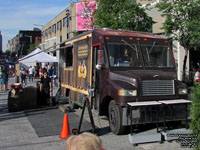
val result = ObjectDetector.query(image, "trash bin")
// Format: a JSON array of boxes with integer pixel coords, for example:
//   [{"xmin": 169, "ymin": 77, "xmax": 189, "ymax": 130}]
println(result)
[
  {"xmin": 8, "ymin": 83, "xmax": 23, "ymax": 112},
  {"xmin": 8, "ymin": 83, "xmax": 37, "ymax": 112}
]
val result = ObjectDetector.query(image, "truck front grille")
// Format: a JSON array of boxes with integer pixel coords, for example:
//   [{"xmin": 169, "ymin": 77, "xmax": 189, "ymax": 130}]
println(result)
[{"xmin": 142, "ymin": 80, "xmax": 175, "ymax": 96}]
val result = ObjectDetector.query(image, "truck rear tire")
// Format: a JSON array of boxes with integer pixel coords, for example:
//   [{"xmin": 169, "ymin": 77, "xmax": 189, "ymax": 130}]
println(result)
[{"xmin": 108, "ymin": 100, "xmax": 126, "ymax": 135}]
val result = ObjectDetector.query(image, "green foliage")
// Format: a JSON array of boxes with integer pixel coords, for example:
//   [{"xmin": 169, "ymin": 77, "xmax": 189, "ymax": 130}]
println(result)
[
  {"xmin": 27, "ymin": 43, "xmax": 38, "ymax": 54},
  {"xmin": 94, "ymin": 0, "xmax": 153, "ymax": 32},
  {"xmin": 156, "ymin": 0, "xmax": 200, "ymax": 49},
  {"xmin": 156, "ymin": 0, "xmax": 200, "ymax": 80},
  {"xmin": 5, "ymin": 50, "xmax": 11, "ymax": 56},
  {"xmin": 190, "ymin": 83, "xmax": 200, "ymax": 149}
]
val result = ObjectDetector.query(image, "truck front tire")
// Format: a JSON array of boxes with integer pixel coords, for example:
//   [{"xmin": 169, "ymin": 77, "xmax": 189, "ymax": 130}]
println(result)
[{"xmin": 108, "ymin": 100, "xmax": 126, "ymax": 135}]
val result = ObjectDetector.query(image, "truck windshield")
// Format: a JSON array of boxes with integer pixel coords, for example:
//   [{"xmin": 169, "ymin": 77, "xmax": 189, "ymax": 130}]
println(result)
[
  {"xmin": 141, "ymin": 43, "xmax": 175, "ymax": 68},
  {"xmin": 107, "ymin": 42, "xmax": 142, "ymax": 67}
]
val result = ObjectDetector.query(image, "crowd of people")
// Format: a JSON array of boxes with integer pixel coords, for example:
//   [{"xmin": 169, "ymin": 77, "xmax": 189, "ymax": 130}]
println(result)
[
  {"xmin": 20, "ymin": 65, "xmax": 54, "ymax": 87},
  {"xmin": 19, "ymin": 64, "xmax": 54, "ymax": 106}
]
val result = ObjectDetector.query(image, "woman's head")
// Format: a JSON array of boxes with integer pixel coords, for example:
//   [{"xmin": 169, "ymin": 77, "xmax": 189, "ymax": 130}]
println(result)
[{"xmin": 66, "ymin": 132, "xmax": 102, "ymax": 150}]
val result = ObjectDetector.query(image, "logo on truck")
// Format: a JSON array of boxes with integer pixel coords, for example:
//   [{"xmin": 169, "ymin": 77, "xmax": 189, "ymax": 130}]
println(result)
[{"xmin": 78, "ymin": 60, "xmax": 87, "ymax": 78}]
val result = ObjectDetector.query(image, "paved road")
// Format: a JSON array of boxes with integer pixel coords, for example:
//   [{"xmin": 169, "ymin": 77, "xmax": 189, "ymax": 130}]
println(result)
[{"xmin": 0, "ymin": 77, "xmax": 190, "ymax": 150}]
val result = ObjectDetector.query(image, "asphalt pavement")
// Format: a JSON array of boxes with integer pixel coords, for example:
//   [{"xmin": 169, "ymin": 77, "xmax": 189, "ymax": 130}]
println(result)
[{"xmin": 0, "ymin": 77, "xmax": 191, "ymax": 150}]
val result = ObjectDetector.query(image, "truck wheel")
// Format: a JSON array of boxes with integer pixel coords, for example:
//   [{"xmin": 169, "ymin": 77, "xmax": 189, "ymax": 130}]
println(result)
[
  {"xmin": 108, "ymin": 100, "xmax": 125, "ymax": 135},
  {"xmin": 69, "ymin": 92, "xmax": 79, "ymax": 109}
]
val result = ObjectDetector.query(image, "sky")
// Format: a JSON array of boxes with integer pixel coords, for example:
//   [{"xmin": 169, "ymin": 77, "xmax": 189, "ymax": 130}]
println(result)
[{"xmin": 0, "ymin": 0, "xmax": 79, "ymax": 51}]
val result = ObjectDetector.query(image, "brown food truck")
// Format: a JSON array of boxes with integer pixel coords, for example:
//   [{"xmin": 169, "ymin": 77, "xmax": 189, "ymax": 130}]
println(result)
[{"xmin": 60, "ymin": 29, "xmax": 190, "ymax": 135}]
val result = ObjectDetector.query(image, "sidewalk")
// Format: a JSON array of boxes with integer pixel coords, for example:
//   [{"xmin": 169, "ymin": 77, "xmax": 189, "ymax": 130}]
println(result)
[
  {"xmin": 0, "ymin": 77, "xmax": 66, "ymax": 150},
  {"xmin": 0, "ymin": 77, "xmax": 191, "ymax": 150}
]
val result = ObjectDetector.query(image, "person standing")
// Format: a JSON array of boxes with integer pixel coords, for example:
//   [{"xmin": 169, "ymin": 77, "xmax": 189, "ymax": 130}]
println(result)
[
  {"xmin": 39, "ymin": 67, "xmax": 42, "ymax": 79},
  {"xmin": 66, "ymin": 132, "xmax": 103, "ymax": 150},
  {"xmin": 28, "ymin": 66, "xmax": 34, "ymax": 82},
  {"xmin": 34, "ymin": 66, "xmax": 39, "ymax": 80},
  {"xmin": 47, "ymin": 66, "xmax": 53, "ymax": 78},
  {"xmin": 40, "ymin": 71, "xmax": 52, "ymax": 105},
  {"xmin": 194, "ymin": 67, "xmax": 200, "ymax": 82},
  {"xmin": 20, "ymin": 67, "xmax": 26, "ymax": 87}
]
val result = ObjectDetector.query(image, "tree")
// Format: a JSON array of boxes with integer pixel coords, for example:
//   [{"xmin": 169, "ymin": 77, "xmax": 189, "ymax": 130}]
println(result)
[
  {"xmin": 5, "ymin": 50, "xmax": 11, "ymax": 56},
  {"xmin": 27, "ymin": 43, "xmax": 38, "ymax": 54},
  {"xmin": 190, "ymin": 83, "xmax": 200, "ymax": 149},
  {"xmin": 4, "ymin": 50, "xmax": 11, "ymax": 59},
  {"xmin": 156, "ymin": 0, "xmax": 200, "ymax": 81},
  {"xmin": 94, "ymin": 0, "xmax": 153, "ymax": 32},
  {"xmin": 77, "ymin": 1, "xmax": 97, "ymax": 29}
]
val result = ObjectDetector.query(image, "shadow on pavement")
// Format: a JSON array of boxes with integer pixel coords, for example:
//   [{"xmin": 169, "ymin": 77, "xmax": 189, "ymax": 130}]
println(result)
[
  {"xmin": 25, "ymin": 107, "xmax": 94, "ymax": 137},
  {"xmin": 96, "ymin": 126, "xmax": 112, "ymax": 136},
  {"xmin": 0, "ymin": 111, "xmax": 25, "ymax": 122}
]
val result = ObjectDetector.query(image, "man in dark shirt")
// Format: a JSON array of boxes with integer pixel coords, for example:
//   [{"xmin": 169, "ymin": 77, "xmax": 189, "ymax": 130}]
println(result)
[{"xmin": 40, "ymin": 72, "xmax": 52, "ymax": 105}]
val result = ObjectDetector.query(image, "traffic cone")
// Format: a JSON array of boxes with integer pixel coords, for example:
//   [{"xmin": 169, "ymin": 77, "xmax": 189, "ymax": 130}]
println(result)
[{"xmin": 60, "ymin": 113, "xmax": 70, "ymax": 139}]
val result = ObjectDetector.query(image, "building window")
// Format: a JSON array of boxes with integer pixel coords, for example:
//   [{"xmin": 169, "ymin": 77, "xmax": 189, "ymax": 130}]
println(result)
[
  {"xmin": 63, "ymin": 17, "xmax": 68, "ymax": 27},
  {"xmin": 57, "ymin": 20, "xmax": 62, "ymax": 31},
  {"xmin": 67, "ymin": 17, "xmax": 69, "ymax": 27},
  {"xmin": 52, "ymin": 24, "xmax": 56, "ymax": 33},
  {"xmin": 48, "ymin": 27, "xmax": 51, "ymax": 34},
  {"xmin": 45, "ymin": 29, "xmax": 48, "ymax": 36},
  {"xmin": 42, "ymin": 31, "xmax": 45, "ymax": 37}
]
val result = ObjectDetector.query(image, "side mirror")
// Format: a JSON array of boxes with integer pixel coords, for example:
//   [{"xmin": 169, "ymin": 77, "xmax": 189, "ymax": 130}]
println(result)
[{"xmin": 96, "ymin": 50, "xmax": 105, "ymax": 70}]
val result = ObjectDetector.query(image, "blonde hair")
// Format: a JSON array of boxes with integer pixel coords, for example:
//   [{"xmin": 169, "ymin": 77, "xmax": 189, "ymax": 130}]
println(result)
[{"xmin": 66, "ymin": 132, "xmax": 102, "ymax": 150}]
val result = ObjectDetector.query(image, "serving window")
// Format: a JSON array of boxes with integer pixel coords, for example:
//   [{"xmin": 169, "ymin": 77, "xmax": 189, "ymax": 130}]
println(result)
[{"xmin": 60, "ymin": 45, "xmax": 73, "ymax": 69}]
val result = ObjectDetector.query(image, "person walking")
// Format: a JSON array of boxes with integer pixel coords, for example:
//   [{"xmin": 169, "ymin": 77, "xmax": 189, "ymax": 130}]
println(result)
[
  {"xmin": 28, "ymin": 66, "xmax": 34, "ymax": 82},
  {"xmin": 20, "ymin": 67, "xmax": 26, "ymax": 87},
  {"xmin": 39, "ymin": 71, "xmax": 52, "ymax": 105},
  {"xmin": 0, "ymin": 69, "xmax": 6, "ymax": 92}
]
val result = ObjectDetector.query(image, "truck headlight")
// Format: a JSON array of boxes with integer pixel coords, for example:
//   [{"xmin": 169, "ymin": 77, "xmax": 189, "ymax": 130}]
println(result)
[
  {"xmin": 118, "ymin": 89, "xmax": 137, "ymax": 96},
  {"xmin": 178, "ymin": 88, "xmax": 188, "ymax": 95}
]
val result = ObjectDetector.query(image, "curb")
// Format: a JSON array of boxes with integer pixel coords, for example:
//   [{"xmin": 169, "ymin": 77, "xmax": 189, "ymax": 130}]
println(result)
[{"xmin": 58, "ymin": 104, "xmax": 71, "ymax": 113}]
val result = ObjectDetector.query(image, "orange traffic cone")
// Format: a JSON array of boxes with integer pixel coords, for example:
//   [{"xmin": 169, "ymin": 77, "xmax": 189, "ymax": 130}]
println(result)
[{"xmin": 60, "ymin": 113, "xmax": 70, "ymax": 139}]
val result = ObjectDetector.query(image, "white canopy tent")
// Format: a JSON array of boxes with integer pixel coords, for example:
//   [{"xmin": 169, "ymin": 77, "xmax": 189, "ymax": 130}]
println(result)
[
  {"xmin": 19, "ymin": 48, "xmax": 58, "ymax": 63},
  {"xmin": 18, "ymin": 48, "xmax": 59, "ymax": 88}
]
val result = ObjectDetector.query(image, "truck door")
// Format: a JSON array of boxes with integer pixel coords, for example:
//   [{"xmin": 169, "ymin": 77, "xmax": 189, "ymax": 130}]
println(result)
[
  {"xmin": 92, "ymin": 45, "xmax": 108, "ymax": 115},
  {"xmin": 92, "ymin": 45, "xmax": 100, "ymax": 111}
]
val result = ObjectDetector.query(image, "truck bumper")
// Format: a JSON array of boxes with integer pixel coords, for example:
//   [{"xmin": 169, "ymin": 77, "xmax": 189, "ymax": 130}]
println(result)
[{"xmin": 122, "ymin": 99, "xmax": 191, "ymax": 126}]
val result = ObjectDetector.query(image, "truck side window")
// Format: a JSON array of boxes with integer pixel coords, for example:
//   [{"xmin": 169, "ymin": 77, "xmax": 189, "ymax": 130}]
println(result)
[{"xmin": 64, "ymin": 46, "xmax": 73, "ymax": 67}]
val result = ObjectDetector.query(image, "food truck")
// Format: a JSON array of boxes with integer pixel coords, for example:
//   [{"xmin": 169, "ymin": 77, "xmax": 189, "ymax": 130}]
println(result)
[{"xmin": 60, "ymin": 29, "xmax": 190, "ymax": 134}]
